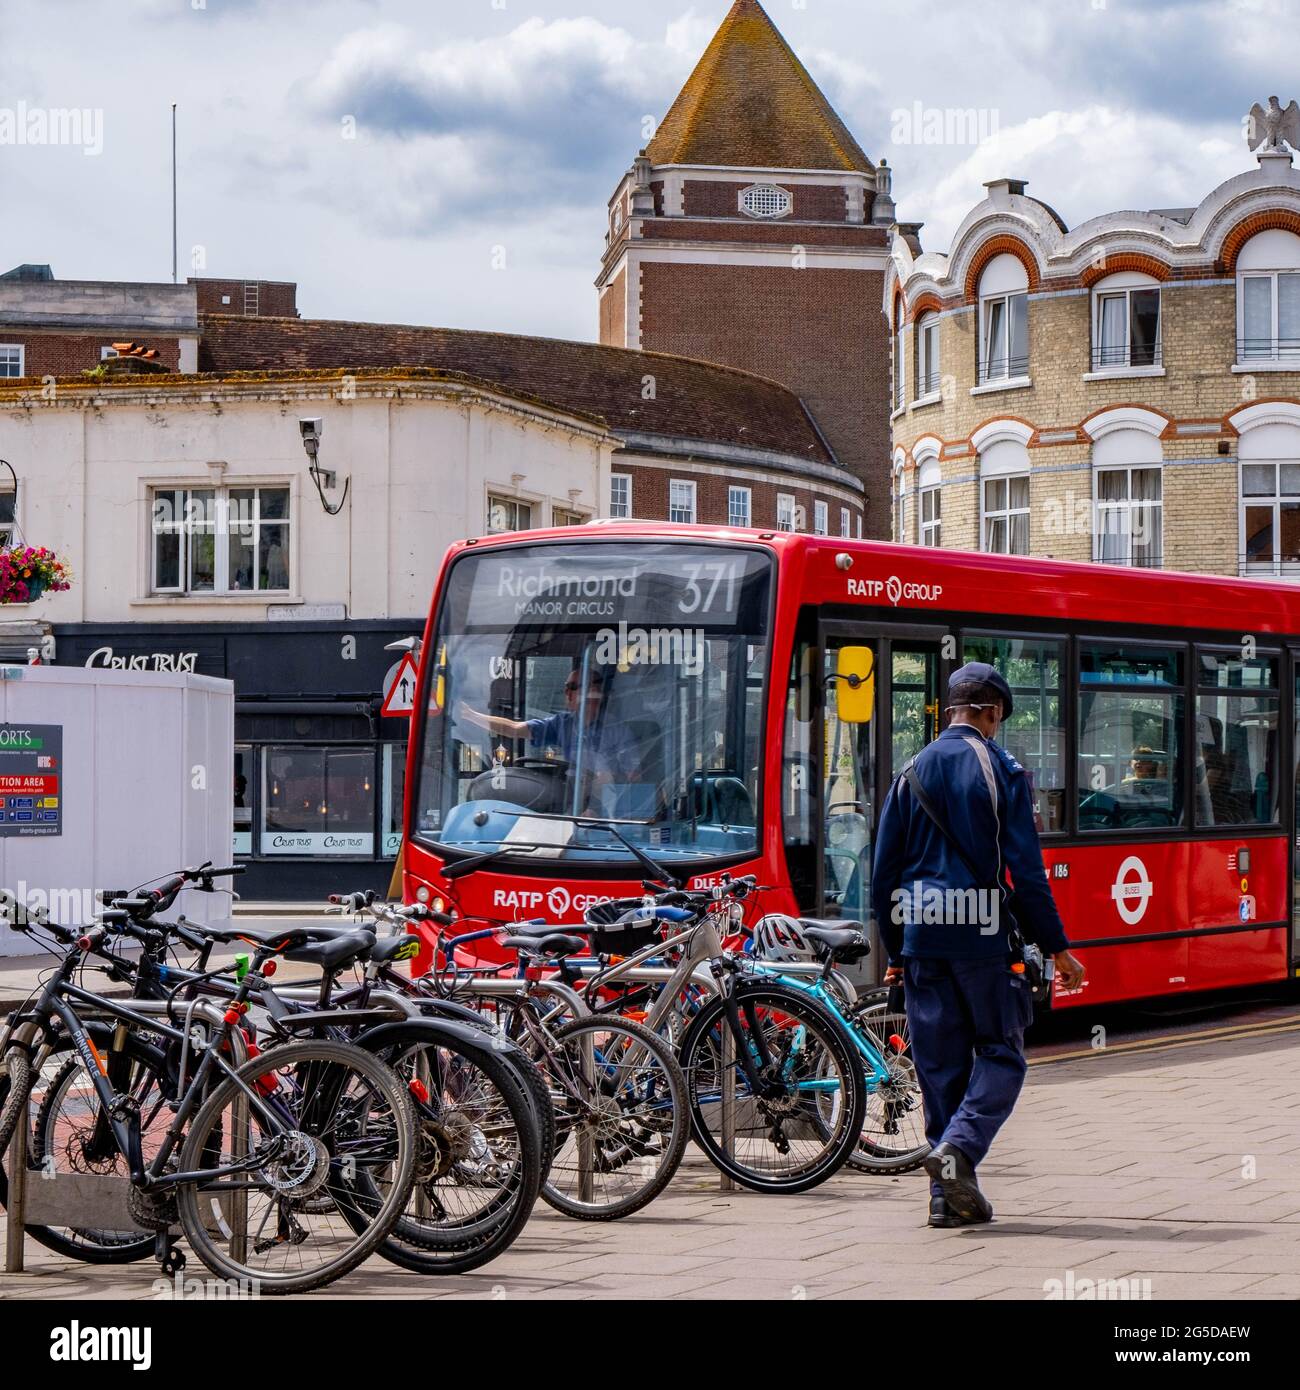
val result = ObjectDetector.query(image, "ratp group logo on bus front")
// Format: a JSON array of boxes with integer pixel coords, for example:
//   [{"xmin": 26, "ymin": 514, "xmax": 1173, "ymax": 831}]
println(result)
[{"xmin": 847, "ymin": 574, "xmax": 944, "ymax": 606}]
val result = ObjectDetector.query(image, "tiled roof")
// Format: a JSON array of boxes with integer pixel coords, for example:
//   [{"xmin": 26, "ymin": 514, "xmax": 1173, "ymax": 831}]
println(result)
[
  {"xmin": 198, "ymin": 314, "xmax": 837, "ymax": 466},
  {"xmin": 646, "ymin": 0, "xmax": 873, "ymax": 174}
]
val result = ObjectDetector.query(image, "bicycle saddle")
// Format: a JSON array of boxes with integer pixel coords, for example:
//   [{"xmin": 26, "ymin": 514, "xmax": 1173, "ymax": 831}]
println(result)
[
  {"xmin": 282, "ymin": 929, "xmax": 378, "ymax": 970},
  {"xmin": 499, "ymin": 932, "xmax": 589, "ymax": 959},
  {"xmin": 369, "ymin": 934, "xmax": 422, "ymax": 964},
  {"xmin": 799, "ymin": 922, "xmax": 870, "ymax": 961}
]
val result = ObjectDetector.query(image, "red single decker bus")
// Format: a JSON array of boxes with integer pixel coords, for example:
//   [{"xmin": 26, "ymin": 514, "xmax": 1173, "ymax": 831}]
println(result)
[{"xmin": 402, "ymin": 522, "xmax": 1300, "ymax": 1011}]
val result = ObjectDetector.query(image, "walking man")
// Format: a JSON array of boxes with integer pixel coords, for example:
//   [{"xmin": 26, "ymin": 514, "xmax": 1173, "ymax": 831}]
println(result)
[{"xmin": 872, "ymin": 661, "xmax": 1086, "ymax": 1227}]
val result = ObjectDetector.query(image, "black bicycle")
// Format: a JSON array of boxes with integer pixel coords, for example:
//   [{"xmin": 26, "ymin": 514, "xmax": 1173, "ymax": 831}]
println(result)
[{"xmin": 0, "ymin": 865, "xmax": 419, "ymax": 1294}]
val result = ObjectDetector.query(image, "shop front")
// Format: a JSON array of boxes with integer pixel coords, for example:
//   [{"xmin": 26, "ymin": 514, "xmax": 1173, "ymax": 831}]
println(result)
[{"xmin": 54, "ymin": 617, "xmax": 420, "ymax": 901}]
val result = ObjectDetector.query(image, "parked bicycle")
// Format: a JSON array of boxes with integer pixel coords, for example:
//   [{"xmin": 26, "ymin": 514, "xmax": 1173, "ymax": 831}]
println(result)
[{"xmin": 0, "ymin": 865, "xmax": 420, "ymax": 1294}]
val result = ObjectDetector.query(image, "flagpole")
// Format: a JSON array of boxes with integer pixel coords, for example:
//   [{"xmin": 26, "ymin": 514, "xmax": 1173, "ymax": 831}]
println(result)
[{"xmin": 171, "ymin": 103, "xmax": 177, "ymax": 284}]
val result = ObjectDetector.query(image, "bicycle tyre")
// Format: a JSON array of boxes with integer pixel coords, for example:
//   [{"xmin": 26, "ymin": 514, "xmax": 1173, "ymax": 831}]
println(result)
[
  {"xmin": 26, "ymin": 1040, "xmax": 172, "ymax": 1263},
  {"xmin": 541, "ymin": 1015, "xmax": 689, "ymax": 1221},
  {"xmin": 678, "ymin": 982, "xmax": 866, "ymax": 1195},
  {"xmin": 359, "ymin": 1027, "xmax": 543, "ymax": 1274},
  {"xmin": 842, "ymin": 994, "xmax": 929, "ymax": 1175},
  {"xmin": 177, "ymin": 1038, "xmax": 417, "ymax": 1295},
  {"xmin": 0, "ymin": 1049, "xmax": 34, "ymax": 1157}
]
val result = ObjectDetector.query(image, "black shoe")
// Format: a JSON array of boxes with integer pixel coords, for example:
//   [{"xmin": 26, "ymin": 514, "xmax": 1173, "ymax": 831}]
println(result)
[
  {"xmin": 927, "ymin": 1195, "xmax": 961, "ymax": 1228},
  {"xmin": 923, "ymin": 1142, "xmax": 993, "ymax": 1223},
  {"xmin": 927, "ymin": 1194, "xmax": 992, "ymax": 1228}
]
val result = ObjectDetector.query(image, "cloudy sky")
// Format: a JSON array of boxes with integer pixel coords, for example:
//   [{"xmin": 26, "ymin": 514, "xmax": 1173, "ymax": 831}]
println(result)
[{"xmin": 1, "ymin": 0, "xmax": 1297, "ymax": 341}]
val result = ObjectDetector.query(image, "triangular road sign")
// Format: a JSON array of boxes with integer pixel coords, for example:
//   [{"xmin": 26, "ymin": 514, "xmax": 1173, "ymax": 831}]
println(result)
[{"xmin": 381, "ymin": 653, "xmax": 419, "ymax": 718}]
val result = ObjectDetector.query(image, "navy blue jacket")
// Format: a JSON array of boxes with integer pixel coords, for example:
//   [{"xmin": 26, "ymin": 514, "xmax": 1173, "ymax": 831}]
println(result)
[{"xmin": 871, "ymin": 725, "xmax": 1070, "ymax": 963}]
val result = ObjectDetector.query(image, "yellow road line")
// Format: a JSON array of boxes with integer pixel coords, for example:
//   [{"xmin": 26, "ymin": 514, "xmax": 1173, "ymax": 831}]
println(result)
[{"xmin": 1029, "ymin": 1016, "xmax": 1300, "ymax": 1066}]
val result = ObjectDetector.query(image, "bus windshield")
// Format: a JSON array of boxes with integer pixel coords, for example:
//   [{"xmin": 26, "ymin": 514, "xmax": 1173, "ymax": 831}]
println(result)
[{"xmin": 413, "ymin": 539, "xmax": 772, "ymax": 867}]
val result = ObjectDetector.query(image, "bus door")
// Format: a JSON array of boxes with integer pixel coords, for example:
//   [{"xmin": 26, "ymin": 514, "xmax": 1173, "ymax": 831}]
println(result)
[
  {"xmin": 1291, "ymin": 647, "xmax": 1300, "ymax": 973},
  {"xmin": 817, "ymin": 623, "xmax": 947, "ymax": 974}
]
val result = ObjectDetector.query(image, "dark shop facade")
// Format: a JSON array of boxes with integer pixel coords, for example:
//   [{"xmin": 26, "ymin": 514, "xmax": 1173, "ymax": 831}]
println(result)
[{"xmin": 52, "ymin": 617, "xmax": 422, "ymax": 901}]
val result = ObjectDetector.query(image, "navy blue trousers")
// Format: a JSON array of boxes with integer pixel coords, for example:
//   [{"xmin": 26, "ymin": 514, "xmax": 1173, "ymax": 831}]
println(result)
[{"xmin": 903, "ymin": 956, "xmax": 1032, "ymax": 1193}]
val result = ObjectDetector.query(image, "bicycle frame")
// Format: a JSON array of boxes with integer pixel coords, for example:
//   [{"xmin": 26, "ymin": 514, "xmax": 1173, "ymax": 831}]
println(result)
[{"xmin": 4, "ymin": 945, "xmax": 305, "ymax": 1191}]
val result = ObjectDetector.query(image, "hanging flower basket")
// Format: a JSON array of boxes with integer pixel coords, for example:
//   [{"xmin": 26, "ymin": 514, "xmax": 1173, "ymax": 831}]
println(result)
[{"xmin": 0, "ymin": 547, "xmax": 73, "ymax": 605}]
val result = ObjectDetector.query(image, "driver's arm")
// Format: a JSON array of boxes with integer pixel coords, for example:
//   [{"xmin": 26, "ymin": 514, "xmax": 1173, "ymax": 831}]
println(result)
[{"xmin": 456, "ymin": 701, "xmax": 530, "ymax": 740}]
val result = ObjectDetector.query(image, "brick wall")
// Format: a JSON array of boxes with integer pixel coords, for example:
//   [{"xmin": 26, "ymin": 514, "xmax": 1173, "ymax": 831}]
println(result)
[
  {"xmin": 682, "ymin": 180, "xmax": 849, "ymax": 222},
  {"xmin": 889, "ymin": 276, "xmax": 1300, "ymax": 578},
  {"xmin": 0, "ymin": 332, "xmax": 182, "ymax": 378},
  {"xmin": 639, "ymin": 260, "xmax": 889, "ymax": 536},
  {"xmin": 615, "ymin": 459, "xmax": 862, "ymax": 533},
  {"xmin": 190, "ymin": 279, "xmax": 298, "ymax": 317},
  {"xmin": 599, "ymin": 268, "xmax": 627, "ymax": 348}
]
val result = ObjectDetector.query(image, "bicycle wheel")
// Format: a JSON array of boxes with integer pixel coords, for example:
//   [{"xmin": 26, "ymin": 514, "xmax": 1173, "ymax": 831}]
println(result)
[
  {"xmin": 843, "ymin": 993, "xmax": 928, "ymax": 1174},
  {"xmin": 678, "ymin": 982, "xmax": 866, "ymax": 1195},
  {"xmin": 177, "ymin": 1039, "xmax": 417, "ymax": 1295},
  {"xmin": 25, "ymin": 1037, "xmax": 173, "ymax": 1263},
  {"xmin": 357, "ymin": 1028, "xmax": 543, "ymax": 1275},
  {"xmin": 540, "ymin": 1015, "xmax": 689, "ymax": 1220},
  {"xmin": 0, "ymin": 1048, "xmax": 34, "ymax": 1156}
]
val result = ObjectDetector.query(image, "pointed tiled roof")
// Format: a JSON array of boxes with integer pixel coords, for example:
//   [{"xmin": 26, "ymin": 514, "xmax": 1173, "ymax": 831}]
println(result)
[{"xmin": 646, "ymin": 0, "xmax": 873, "ymax": 174}]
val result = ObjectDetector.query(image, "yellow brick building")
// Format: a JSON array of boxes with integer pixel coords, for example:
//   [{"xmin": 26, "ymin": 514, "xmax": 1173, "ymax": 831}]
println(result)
[{"xmin": 886, "ymin": 148, "xmax": 1300, "ymax": 578}]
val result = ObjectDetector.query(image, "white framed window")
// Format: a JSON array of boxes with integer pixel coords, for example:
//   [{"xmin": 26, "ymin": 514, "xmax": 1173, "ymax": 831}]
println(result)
[
  {"xmin": 919, "ymin": 486, "xmax": 941, "ymax": 547},
  {"xmin": 609, "ymin": 473, "xmax": 631, "ymax": 519},
  {"xmin": 1237, "ymin": 230, "xmax": 1300, "ymax": 363},
  {"xmin": 982, "ymin": 474, "xmax": 1030, "ymax": 554},
  {"xmin": 856, "ymin": 515, "xmax": 863, "ymax": 538},
  {"xmin": 0, "ymin": 482, "xmax": 15, "ymax": 547},
  {"xmin": 151, "ymin": 485, "xmax": 291, "ymax": 595},
  {"xmin": 740, "ymin": 184, "xmax": 792, "ymax": 219},
  {"xmin": 727, "ymin": 486, "xmax": 751, "ymax": 528},
  {"xmin": 840, "ymin": 507, "xmax": 850, "ymax": 538},
  {"xmin": 894, "ymin": 477, "xmax": 905, "ymax": 543},
  {"xmin": 100, "ymin": 345, "xmax": 119, "ymax": 360},
  {"xmin": 892, "ymin": 299, "xmax": 906, "ymax": 407},
  {"xmin": 1241, "ymin": 460, "xmax": 1300, "ymax": 575},
  {"xmin": 813, "ymin": 500, "xmax": 828, "ymax": 535},
  {"xmin": 487, "ymin": 495, "xmax": 532, "ymax": 534},
  {"xmin": 668, "ymin": 479, "xmax": 696, "ymax": 524},
  {"xmin": 977, "ymin": 253, "xmax": 1029, "ymax": 385},
  {"xmin": 0, "ymin": 345, "xmax": 24, "ymax": 378},
  {"xmin": 1092, "ymin": 276, "xmax": 1161, "ymax": 370},
  {"xmin": 916, "ymin": 312, "xmax": 940, "ymax": 396},
  {"xmin": 776, "ymin": 493, "xmax": 796, "ymax": 531},
  {"xmin": 1094, "ymin": 465, "xmax": 1162, "ymax": 567}
]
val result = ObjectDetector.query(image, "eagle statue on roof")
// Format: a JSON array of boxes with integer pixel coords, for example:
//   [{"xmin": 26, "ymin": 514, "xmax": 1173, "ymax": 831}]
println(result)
[{"xmin": 1247, "ymin": 96, "xmax": 1300, "ymax": 153}]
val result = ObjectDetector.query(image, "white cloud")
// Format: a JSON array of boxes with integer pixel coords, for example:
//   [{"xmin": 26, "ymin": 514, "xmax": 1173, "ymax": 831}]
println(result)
[{"xmin": 894, "ymin": 106, "xmax": 1248, "ymax": 254}]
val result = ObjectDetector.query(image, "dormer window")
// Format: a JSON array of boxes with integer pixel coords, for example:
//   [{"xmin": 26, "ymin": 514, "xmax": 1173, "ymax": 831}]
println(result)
[{"xmin": 740, "ymin": 184, "xmax": 792, "ymax": 219}]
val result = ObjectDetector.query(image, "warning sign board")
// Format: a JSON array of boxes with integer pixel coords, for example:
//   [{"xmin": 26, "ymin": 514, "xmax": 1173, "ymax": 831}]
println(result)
[
  {"xmin": 0, "ymin": 724, "xmax": 62, "ymax": 837},
  {"xmin": 381, "ymin": 654, "xmax": 419, "ymax": 718}
]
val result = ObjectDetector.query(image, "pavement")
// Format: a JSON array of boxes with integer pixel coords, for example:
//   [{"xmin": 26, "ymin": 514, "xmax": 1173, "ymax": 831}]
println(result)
[{"xmin": 4, "ymin": 1000, "xmax": 1300, "ymax": 1301}]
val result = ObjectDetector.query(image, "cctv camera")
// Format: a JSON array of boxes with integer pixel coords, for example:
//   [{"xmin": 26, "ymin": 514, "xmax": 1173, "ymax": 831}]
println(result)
[{"xmin": 298, "ymin": 418, "xmax": 323, "ymax": 439}]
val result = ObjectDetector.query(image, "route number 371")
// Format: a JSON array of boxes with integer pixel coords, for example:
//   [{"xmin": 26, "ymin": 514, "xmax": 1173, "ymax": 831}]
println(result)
[{"xmin": 678, "ymin": 561, "xmax": 742, "ymax": 615}]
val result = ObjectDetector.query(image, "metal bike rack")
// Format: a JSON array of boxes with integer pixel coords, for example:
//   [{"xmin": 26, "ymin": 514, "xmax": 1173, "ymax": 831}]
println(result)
[{"xmin": 3, "ymin": 998, "xmax": 248, "ymax": 1274}]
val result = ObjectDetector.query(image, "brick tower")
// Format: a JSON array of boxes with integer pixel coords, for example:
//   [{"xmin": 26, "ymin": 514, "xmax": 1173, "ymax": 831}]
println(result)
[{"xmin": 597, "ymin": 0, "xmax": 894, "ymax": 534}]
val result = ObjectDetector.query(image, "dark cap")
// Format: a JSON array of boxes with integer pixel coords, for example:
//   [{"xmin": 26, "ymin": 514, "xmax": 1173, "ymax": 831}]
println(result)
[{"xmin": 948, "ymin": 661, "xmax": 1014, "ymax": 719}]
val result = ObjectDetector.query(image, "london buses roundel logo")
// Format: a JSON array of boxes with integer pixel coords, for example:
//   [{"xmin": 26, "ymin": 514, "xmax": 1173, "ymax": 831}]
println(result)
[{"xmin": 1110, "ymin": 855, "xmax": 1154, "ymax": 925}]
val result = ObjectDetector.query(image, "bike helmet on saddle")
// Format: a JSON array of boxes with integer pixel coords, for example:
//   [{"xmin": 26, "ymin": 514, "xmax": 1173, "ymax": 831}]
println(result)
[{"xmin": 751, "ymin": 913, "xmax": 817, "ymax": 964}]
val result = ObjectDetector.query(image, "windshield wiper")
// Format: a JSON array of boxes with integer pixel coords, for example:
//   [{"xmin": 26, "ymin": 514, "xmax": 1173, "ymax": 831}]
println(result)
[
  {"xmin": 440, "ymin": 842, "xmax": 544, "ymax": 880},
  {"xmin": 437, "ymin": 812, "xmax": 679, "ymax": 887}
]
